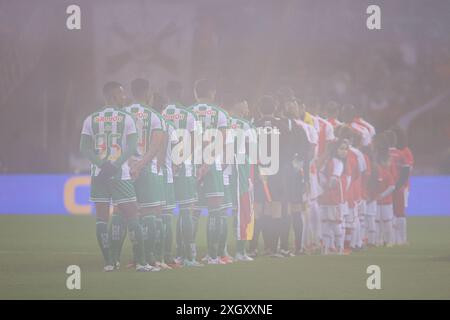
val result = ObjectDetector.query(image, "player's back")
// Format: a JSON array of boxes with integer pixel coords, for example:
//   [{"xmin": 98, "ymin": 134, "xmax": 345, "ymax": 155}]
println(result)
[
  {"xmin": 188, "ymin": 103, "xmax": 228, "ymax": 131},
  {"xmin": 124, "ymin": 103, "xmax": 165, "ymax": 157},
  {"xmin": 84, "ymin": 107, "xmax": 135, "ymax": 161},
  {"xmin": 81, "ymin": 106, "xmax": 136, "ymax": 178},
  {"xmin": 163, "ymin": 103, "xmax": 197, "ymax": 131}
]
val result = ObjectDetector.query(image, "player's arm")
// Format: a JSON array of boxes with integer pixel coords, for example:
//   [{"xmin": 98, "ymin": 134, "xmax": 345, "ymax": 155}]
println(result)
[
  {"xmin": 99, "ymin": 114, "xmax": 138, "ymax": 179},
  {"xmin": 79, "ymin": 116, "xmax": 104, "ymax": 167},
  {"xmin": 132, "ymin": 128, "xmax": 166, "ymax": 178},
  {"xmin": 80, "ymin": 134, "xmax": 104, "ymax": 167},
  {"xmin": 395, "ymin": 165, "xmax": 411, "ymax": 191}
]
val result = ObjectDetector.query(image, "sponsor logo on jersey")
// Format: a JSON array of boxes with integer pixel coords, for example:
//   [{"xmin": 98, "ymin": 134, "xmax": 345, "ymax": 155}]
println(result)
[
  {"xmin": 133, "ymin": 112, "xmax": 149, "ymax": 120},
  {"xmin": 163, "ymin": 113, "xmax": 185, "ymax": 121},
  {"xmin": 195, "ymin": 109, "xmax": 217, "ymax": 116},
  {"xmin": 94, "ymin": 115, "xmax": 124, "ymax": 123}
]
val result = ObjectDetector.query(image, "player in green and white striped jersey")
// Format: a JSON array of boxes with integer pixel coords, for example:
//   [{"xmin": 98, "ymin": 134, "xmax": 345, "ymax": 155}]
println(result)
[
  {"xmin": 223, "ymin": 93, "xmax": 257, "ymax": 262},
  {"xmin": 123, "ymin": 79, "xmax": 167, "ymax": 270},
  {"xmin": 162, "ymin": 81, "xmax": 203, "ymax": 267},
  {"xmin": 188, "ymin": 79, "xmax": 230, "ymax": 265},
  {"xmin": 80, "ymin": 81, "xmax": 148, "ymax": 272}
]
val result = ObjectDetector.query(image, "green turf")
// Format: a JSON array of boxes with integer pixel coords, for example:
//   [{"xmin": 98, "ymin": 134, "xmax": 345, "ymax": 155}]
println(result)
[{"xmin": 0, "ymin": 215, "xmax": 449, "ymax": 299}]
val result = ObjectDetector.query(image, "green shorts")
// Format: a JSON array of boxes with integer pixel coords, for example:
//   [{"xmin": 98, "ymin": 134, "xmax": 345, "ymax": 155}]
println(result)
[
  {"xmin": 89, "ymin": 177, "xmax": 136, "ymax": 205},
  {"xmin": 194, "ymin": 166, "xmax": 225, "ymax": 211},
  {"xmin": 162, "ymin": 181, "xmax": 176, "ymax": 212},
  {"xmin": 174, "ymin": 176, "xmax": 198, "ymax": 207},
  {"xmin": 199, "ymin": 165, "xmax": 224, "ymax": 198},
  {"xmin": 134, "ymin": 170, "xmax": 165, "ymax": 208}
]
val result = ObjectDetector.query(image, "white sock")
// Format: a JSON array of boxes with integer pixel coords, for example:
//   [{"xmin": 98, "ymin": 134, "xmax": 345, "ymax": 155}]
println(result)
[
  {"xmin": 383, "ymin": 219, "xmax": 393, "ymax": 245},
  {"xmin": 351, "ymin": 218, "xmax": 360, "ymax": 248},
  {"xmin": 333, "ymin": 222, "xmax": 343, "ymax": 252},
  {"xmin": 366, "ymin": 216, "xmax": 376, "ymax": 245},
  {"xmin": 310, "ymin": 201, "xmax": 321, "ymax": 246}
]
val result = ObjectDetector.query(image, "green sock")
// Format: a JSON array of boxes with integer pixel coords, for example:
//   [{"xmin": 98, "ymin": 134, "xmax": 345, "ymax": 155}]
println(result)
[
  {"xmin": 109, "ymin": 213, "xmax": 125, "ymax": 265},
  {"xmin": 218, "ymin": 213, "xmax": 228, "ymax": 257},
  {"xmin": 175, "ymin": 214, "xmax": 183, "ymax": 259},
  {"xmin": 180, "ymin": 209, "xmax": 194, "ymax": 261},
  {"xmin": 154, "ymin": 217, "xmax": 164, "ymax": 262},
  {"xmin": 192, "ymin": 212, "xmax": 200, "ymax": 239},
  {"xmin": 127, "ymin": 216, "xmax": 145, "ymax": 266},
  {"xmin": 206, "ymin": 213, "xmax": 215, "ymax": 258},
  {"xmin": 96, "ymin": 219, "xmax": 111, "ymax": 266},
  {"xmin": 207, "ymin": 209, "xmax": 222, "ymax": 259},
  {"xmin": 162, "ymin": 213, "xmax": 173, "ymax": 263},
  {"xmin": 141, "ymin": 215, "xmax": 156, "ymax": 265}
]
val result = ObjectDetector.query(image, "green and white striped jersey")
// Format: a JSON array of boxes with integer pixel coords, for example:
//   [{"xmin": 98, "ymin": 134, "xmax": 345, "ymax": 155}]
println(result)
[
  {"xmin": 188, "ymin": 103, "xmax": 229, "ymax": 169},
  {"xmin": 163, "ymin": 120, "xmax": 179, "ymax": 183},
  {"xmin": 162, "ymin": 103, "xmax": 197, "ymax": 177},
  {"xmin": 228, "ymin": 116, "xmax": 257, "ymax": 155},
  {"xmin": 187, "ymin": 103, "xmax": 228, "ymax": 131},
  {"xmin": 81, "ymin": 106, "xmax": 136, "ymax": 179},
  {"xmin": 124, "ymin": 103, "xmax": 165, "ymax": 174}
]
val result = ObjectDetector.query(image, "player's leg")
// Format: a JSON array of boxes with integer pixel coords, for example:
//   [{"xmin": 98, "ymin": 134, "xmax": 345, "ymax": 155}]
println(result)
[
  {"xmin": 202, "ymin": 167, "xmax": 225, "ymax": 264},
  {"xmin": 90, "ymin": 177, "xmax": 113, "ymax": 271},
  {"xmin": 381, "ymin": 204, "xmax": 394, "ymax": 246},
  {"xmin": 279, "ymin": 202, "xmax": 292, "ymax": 257},
  {"xmin": 112, "ymin": 179, "xmax": 150, "ymax": 271},
  {"xmin": 218, "ymin": 177, "xmax": 233, "ymax": 263},
  {"xmin": 366, "ymin": 201, "xmax": 377, "ymax": 246},
  {"xmin": 248, "ymin": 201, "xmax": 263, "ymax": 257},
  {"xmin": 134, "ymin": 171, "xmax": 164, "ymax": 269},
  {"xmin": 291, "ymin": 203, "xmax": 303, "ymax": 255},
  {"xmin": 310, "ymin": 199, "xmax": 322, "ymax": 251},
  {"xmin": 320, "ymin": 206, "xmax": 331, "ymax": 255},
  {"xmin": 350, "ymin": 203, "xmax": 360, "ymax": 250},
  {"xmin": 161, "ymin": 179, "xmax": 176, "ymax": 266},
  {"xmin": 344, "ymin": 202, "xmax": 355, "ymax": 254},
  {"xmin": 109, "ymin": 206, "xmax": 127, "ymax": 268},
  {"xmin": 94, "ymin": 202, "xmax": 113, "ymax": 270}
]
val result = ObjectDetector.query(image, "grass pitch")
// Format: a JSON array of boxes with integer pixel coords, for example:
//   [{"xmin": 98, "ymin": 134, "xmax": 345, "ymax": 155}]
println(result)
[{"xmin": 0, "ymin": 215, "xmax": 449, "ymax": 299}]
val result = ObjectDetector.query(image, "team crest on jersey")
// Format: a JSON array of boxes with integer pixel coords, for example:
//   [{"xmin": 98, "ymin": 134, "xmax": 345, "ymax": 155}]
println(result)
[{"xmin": 94, "ymin": 115, "xmax": 124, "ymax": 123}]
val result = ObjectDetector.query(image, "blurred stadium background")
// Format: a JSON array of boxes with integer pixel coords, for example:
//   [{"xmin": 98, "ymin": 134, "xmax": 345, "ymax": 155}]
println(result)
[{"xmin": 0, "ymin": 0, "xmax": 449, "ymax": 215}]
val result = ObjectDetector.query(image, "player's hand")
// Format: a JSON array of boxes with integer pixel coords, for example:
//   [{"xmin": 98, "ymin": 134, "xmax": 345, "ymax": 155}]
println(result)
[
  {"xmin": 196, "ymin": 164, "xmax": 209, "ymax": 182},
  {"xmin": 97, "ymin": 161, "xmax": 119, "ymax": 182},
  {"xmin": 173, "ymin": 164, "xmax": 181, "ymax": 175},
  {"xmin": 130, "ymin": 160, "xmax": 145, "ymax": 180}
]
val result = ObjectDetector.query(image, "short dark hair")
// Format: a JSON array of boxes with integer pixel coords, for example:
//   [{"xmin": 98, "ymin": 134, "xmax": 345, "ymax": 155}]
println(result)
[
  {"xmin": 131, "ymin": 78, "xmax": 150, "ymax": 99},
  {"xmin": 340, "ymin": 104, "xmax": 356, "ymax": 123},
  {"xmin": 152, "ymin": 92, "xmax": 168, "ymax": 112},
  {"xmin": 166, "ymin": 80, "xmax": 182, "ymax": 100},
  {"xmin": 221, "ymin": 92, "xmax": 244, "ymax": 111},
  {"xmin": 258, "ymin": 95, "xmax": 276, "ymax": 115},
  {"xmin": 194, "ymin": 78, "xmax": 216, "ymax": 99},
  {"xmin": 102, "ymin": 81, "xmax": 122, "ymax": 98}
]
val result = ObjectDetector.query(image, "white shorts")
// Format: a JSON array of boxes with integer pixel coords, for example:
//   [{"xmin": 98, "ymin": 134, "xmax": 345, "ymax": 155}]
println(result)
[
  {"xmin": 357, "ymin": 200, "xmax": 366, "ymax": 217},
  {"xmin": 309, "ymin": 172, "xmax": 323, "ymax": 200},
  {"xmin": 366, "ymin": 201, "xmax": 377, "ymax": 216},
  {"xmin": 320, "ymin": 205, "xmax": 342, "ymax": 222},
  {"xmin": 344, "ymin": 206, "xmax": 357, "ymax": 228},
  {"xmin": 377, "ymin": 204, "xmax": 393, "ymax": 221}
]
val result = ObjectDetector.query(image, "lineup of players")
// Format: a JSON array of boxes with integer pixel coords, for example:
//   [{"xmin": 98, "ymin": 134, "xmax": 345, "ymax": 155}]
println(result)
[{"xmin": 80, "ymin": 78, "xmax": 414, "ymax": 271}]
